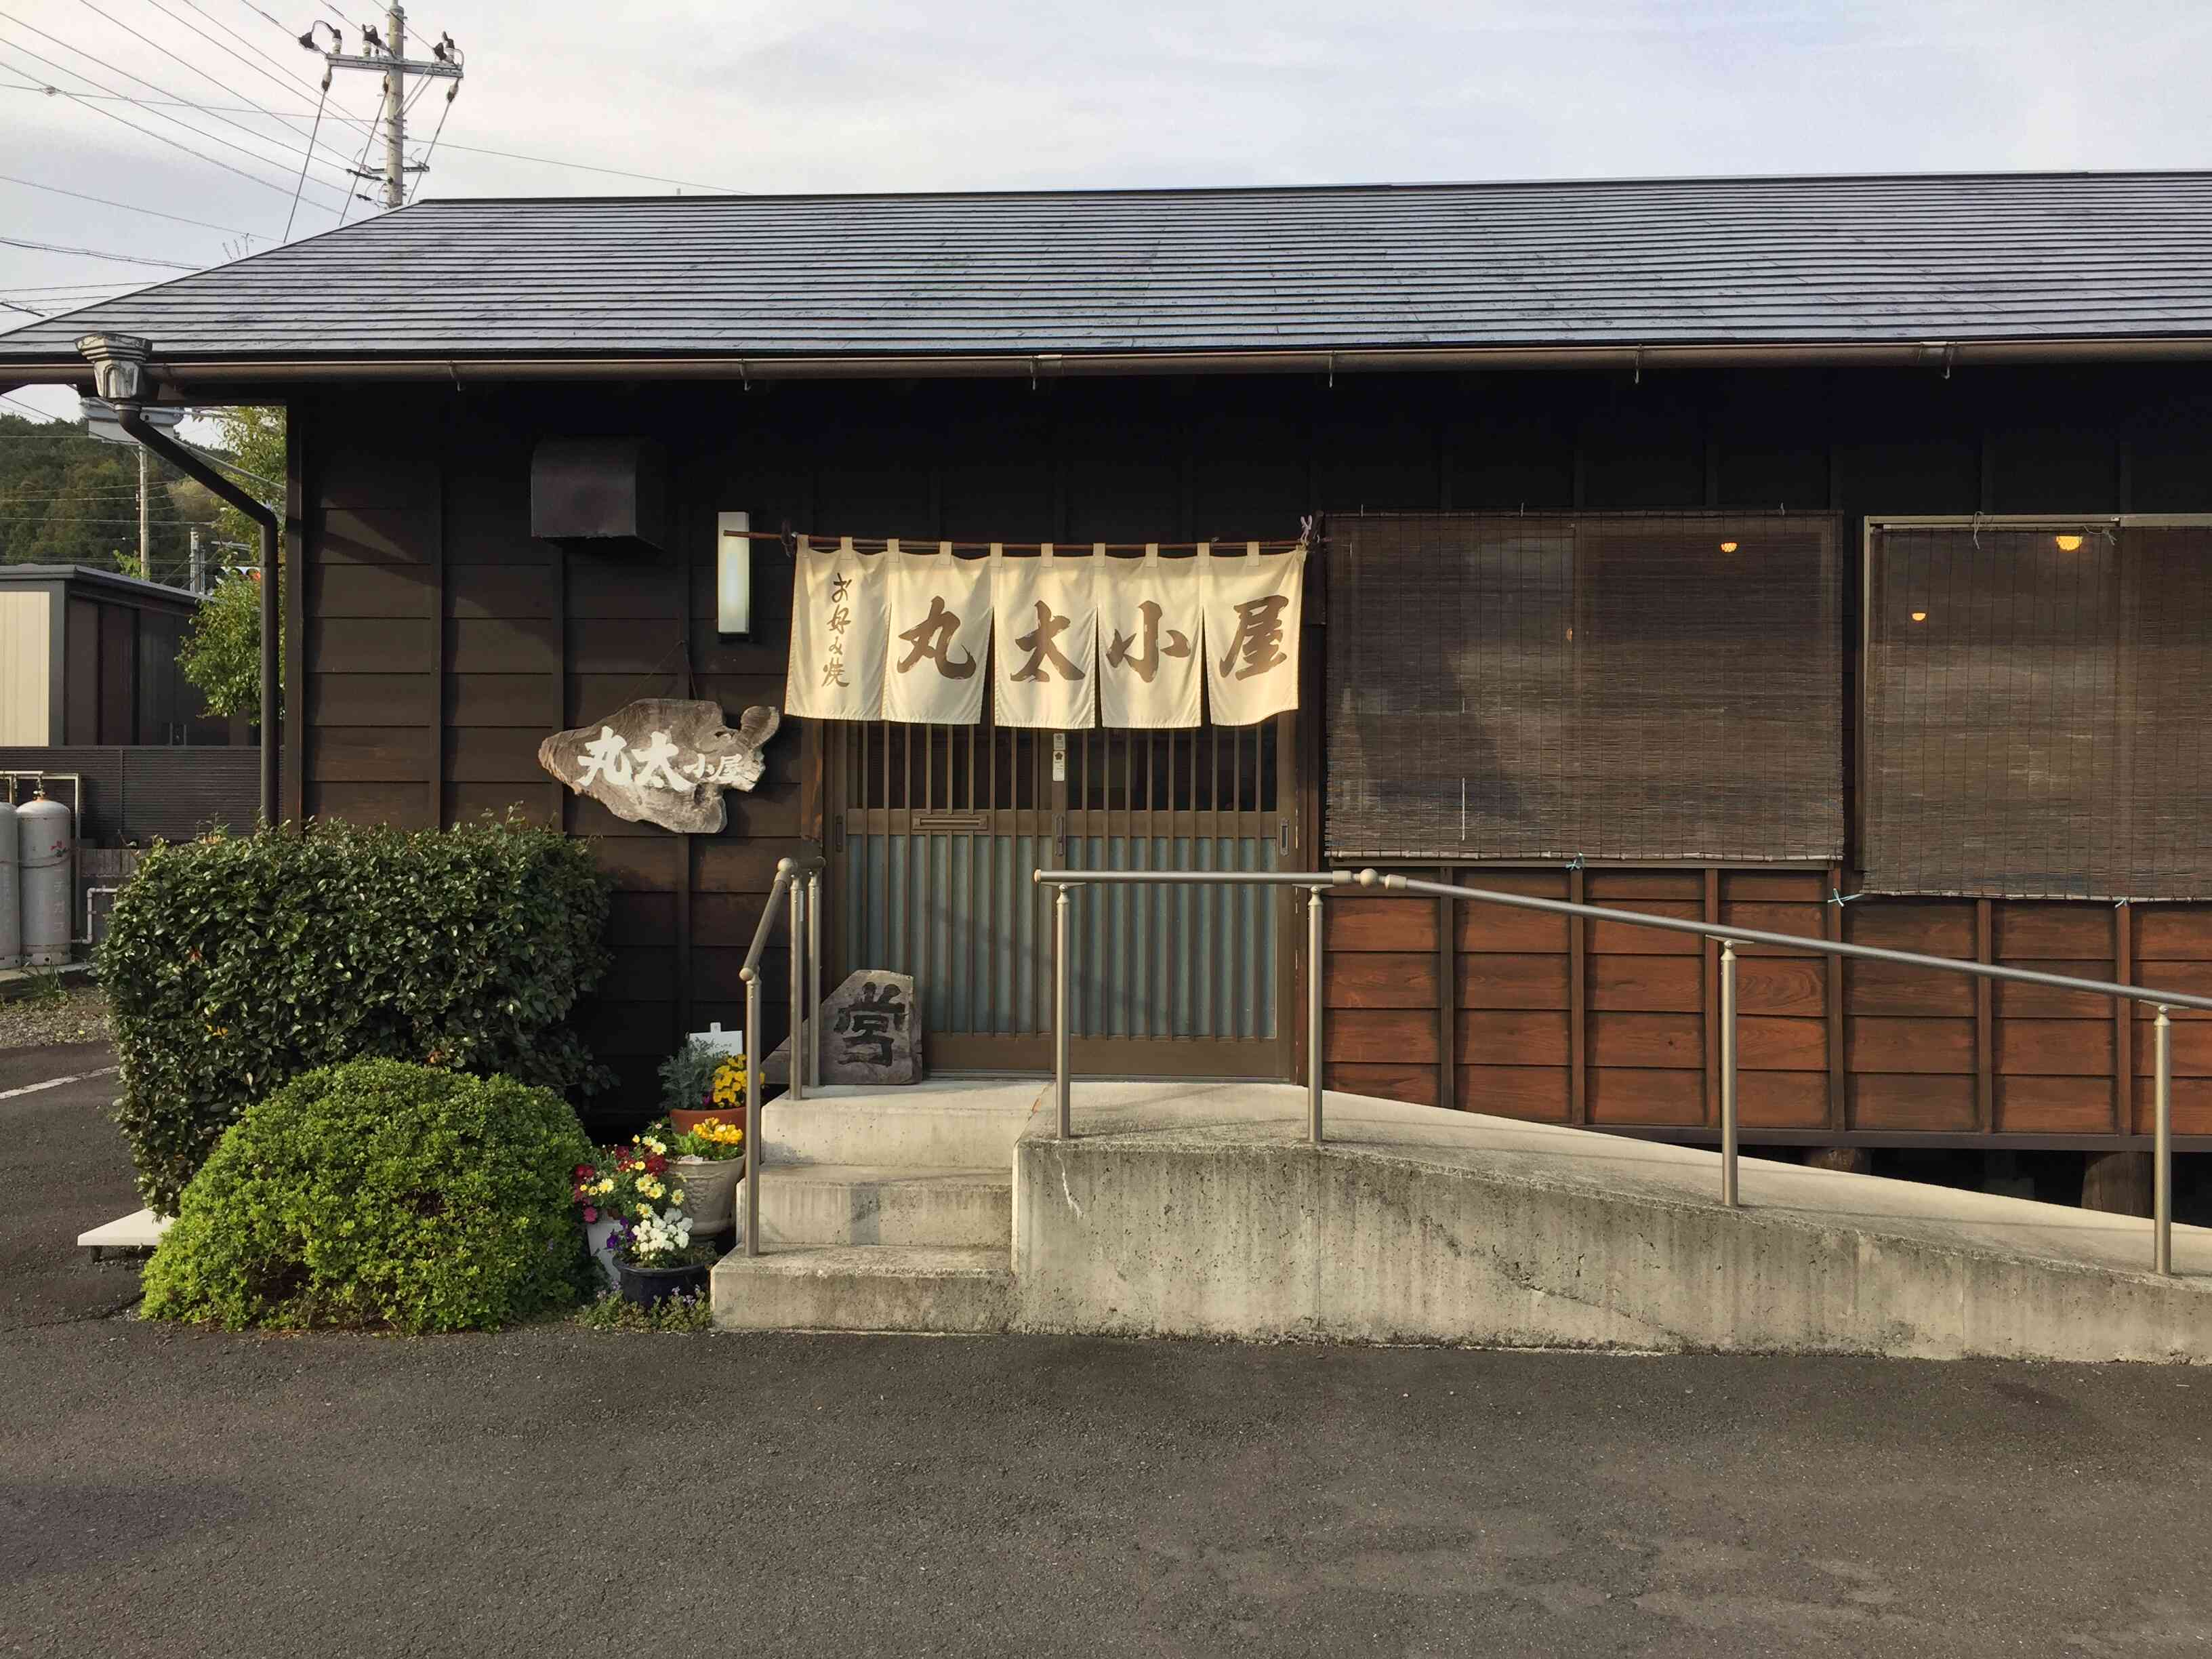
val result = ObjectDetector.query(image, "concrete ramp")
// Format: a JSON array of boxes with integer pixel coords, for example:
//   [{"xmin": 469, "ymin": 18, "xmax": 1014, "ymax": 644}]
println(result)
[{"xmin": 1012, "ymin": 1082, "xmax": 2212, "ymax": 1361}]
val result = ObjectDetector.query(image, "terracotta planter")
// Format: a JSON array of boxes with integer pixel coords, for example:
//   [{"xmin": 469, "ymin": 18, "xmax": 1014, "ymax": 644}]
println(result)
[
  {"xmin": 671, "ymin": 1154, "xmax": 743, "ymax": 1233},
  {"xmin": 617, "ymin": 1258, "xmax": 710, "ymax": 1308},
  {"xmin": 670, "ymin": 1106, "xmax": 741, "ymax": 1134}
]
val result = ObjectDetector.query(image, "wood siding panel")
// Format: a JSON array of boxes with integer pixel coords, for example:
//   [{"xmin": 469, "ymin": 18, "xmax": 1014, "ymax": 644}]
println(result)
[
  {"xmin": 1326, "ymin": 1009, "xmax": 1440, "ymax": 1064},
  {"xmin": 1457, "ymin": 1065, "xmax": 1570, "ymax": 1121},
  {"xmin": 1327, "ymin": 1062, "xmax": 1439, "ymax": 1105},
  {"xmin": 1458, "ymin": 953, "xmax": 1572, "ymax": 1009},
  {"xmin": 1326, "ymin": 953, "xmax": 1439, "ymax": 1009},
  {"xmin": 1328, "ymin": 897, "xmax": 1438, "ymax": 953},
  {"xmin": 1455, "ymin": 1010, "xmax": 1570, "ymax": 1067}
]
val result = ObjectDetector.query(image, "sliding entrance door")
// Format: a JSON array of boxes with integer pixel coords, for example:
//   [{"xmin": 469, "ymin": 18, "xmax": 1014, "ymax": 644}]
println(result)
[{"xmin": 826, "ymin": 711, "xmax": 1297, "ymax": 1076}]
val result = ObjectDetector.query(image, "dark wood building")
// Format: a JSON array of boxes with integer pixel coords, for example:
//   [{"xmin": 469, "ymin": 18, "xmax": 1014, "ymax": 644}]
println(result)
[{"xmin": 8, "ymin": 173, "xmax": 2212, "ymax": 1159}]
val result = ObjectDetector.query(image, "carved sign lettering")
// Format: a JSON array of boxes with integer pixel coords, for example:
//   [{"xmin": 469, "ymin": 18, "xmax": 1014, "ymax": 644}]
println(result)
[{"xmin": 537, "ymin": 697, "xmax": 779, "ymax": 834}]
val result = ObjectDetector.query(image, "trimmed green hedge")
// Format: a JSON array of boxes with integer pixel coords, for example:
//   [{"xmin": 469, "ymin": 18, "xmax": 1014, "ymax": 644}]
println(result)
[
  {"xmin": 101, "ymin": 814, "xmax": 612, "ymax": 1214},
  {"xmin": 141, "ymin": 1059, "xmax": 598, "ymax": 1332}
]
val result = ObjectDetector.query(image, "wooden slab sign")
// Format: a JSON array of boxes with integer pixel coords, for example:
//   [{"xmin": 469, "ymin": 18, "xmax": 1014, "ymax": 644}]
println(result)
[{"xmin": 539, "ymin": 697, "xmax": 779, "ymax": 834}]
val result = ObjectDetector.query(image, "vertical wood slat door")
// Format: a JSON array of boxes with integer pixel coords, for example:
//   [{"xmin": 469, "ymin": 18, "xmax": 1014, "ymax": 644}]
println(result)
[{"xmin": 828, "ymin": 708, "xmax": 1296, "ymax": 1077}]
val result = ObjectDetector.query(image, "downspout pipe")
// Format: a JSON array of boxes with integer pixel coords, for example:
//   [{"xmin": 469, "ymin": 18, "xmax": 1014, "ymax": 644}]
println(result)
[{"xmin": 76, "ymin": 333, "xmax": 280, "ymax": 824}]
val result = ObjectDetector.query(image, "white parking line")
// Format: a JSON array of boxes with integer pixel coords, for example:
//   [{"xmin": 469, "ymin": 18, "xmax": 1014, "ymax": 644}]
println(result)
[{"xmin": 0, "ymin": 1065, "xmax": 119, "ymax": 1101}]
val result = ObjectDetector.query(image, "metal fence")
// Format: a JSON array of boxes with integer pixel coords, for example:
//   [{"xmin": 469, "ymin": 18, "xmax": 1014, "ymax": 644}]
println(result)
[{"xmin": 1031, "ymin": 865, "xmax": 2210, "ymax": 1277}]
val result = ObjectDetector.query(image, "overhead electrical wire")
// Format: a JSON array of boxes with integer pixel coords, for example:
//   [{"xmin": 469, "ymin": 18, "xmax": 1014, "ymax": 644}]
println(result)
[
  {"xmin": 165, "ymin": 0, "xmax": 323, "ymax": 98},
  {"xmin": 283, "ymin": 70, "xmax": 331, "ymax": 240},
  {"xmin": 0, "ymin": 78, "xmax": 306, "ymax": 114},
  {"xmin": 56, "ymin": 1, "xmax": 363, "ymax": 178},
  {"xmin": 0, "ymin": 169, "xmax": 252, "ymax": 234},
  {"xmin": 0, "ymin": 24, "xmax": 336, "ymax": 190},
  {"xmin": 0, "ymin": 233, "xmax": 199, "ymax": 268},
  {"xmin": 0, "ymin": 35, "xmax": 341, "ymax": 207}
]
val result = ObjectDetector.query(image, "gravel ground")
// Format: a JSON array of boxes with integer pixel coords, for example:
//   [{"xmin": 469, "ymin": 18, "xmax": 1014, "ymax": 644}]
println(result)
[{"xmin": 0, "ymin": 982, "xmax": 112, "ymax": 1050}]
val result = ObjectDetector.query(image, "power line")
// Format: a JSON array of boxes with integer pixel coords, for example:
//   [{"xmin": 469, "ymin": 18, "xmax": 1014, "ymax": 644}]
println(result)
[
  {"xmin": 60, "ymin": 1, "xmax": 363, "ymax": 178},
  {"xmin": 168, "ymin": 0, "xmax": 322, "ymax": 97},
  {"xmin": 284, "ymin": 70, "xmax": 331, "ymax": 240},
  {"xmin": 134, "ymin": 0, "xmax": 367, "ymax": 173},
  {"xmin": 1, "ymin": 393, "xmax": 68, "ymax": 419},
  {"xmin": 0, "ymin": 169, "xmax": 252, "ymax": 234},
  {"xmin": 0, "ymin": 35, "xmax": 338, "ymax": 208},
  {"xmin": 0, "ymin": 234, "xmax": 200, "ymax": 268},
  {"xmin": 0, "ymin": 77, "xmax": 302, "ymax": 113},
  {"xmin": 0, "ymin": 22, "xmax": 352, "ymax": 208},
  {"xmin": 412, "ymin": 139, "xmax": 737, "ymax": 193},
  {"xmin": 1, "ymin": 298, "xmax": 49, "ymax": 316}
]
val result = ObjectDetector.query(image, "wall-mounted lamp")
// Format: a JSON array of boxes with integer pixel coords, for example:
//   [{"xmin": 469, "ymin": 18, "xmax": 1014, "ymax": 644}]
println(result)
[
  {"xmin": 1718, "ymin": 541, "xmax": 1739, "ymax": 554},
  {"xmin": 1910, "ymin": 611, "xmax": 1928, "ymax": 623},
  {"xmin": 2054, "ymin": 533, "xmax": 2085, "ymax": 552},
  {"xmin": 717, "ymin": 510, "xmax": 752, "ymax": 636}
]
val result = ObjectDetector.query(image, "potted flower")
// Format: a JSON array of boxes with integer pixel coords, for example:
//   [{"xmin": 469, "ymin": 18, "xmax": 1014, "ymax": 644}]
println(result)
[
  {"xmin": 572, "ymin": 1134, "xmax": 690, "ymax": 1289},
  {"xmin": 663, "ymin": 1114, "xmax": 745, "ymax": 1235},
  {"xmin": 660, "ymin": 1037, "xmax": 745, "ymax": 1134},
  {"xmin": 611, "ymin": 1206, "xmax": 715, "ymax": 1307}
]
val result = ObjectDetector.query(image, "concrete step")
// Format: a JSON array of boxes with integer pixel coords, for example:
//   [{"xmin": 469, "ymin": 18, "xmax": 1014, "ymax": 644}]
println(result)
[
  {"xmin": 711, "ymin": 1244, "xmax": 1015, "ymax": 1333},
  {"xmin": 740, "ymin": 1164, "xmax": 1012, "ymax": 1249},
  {"xmin": 762, "ymin": 1079, "xmax": 1041, "ymax": 1169}
]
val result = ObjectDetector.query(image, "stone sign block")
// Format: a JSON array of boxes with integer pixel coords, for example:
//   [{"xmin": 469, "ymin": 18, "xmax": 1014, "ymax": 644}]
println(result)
[
  {"xmin": 539, "ymin": 697, "xmax": 778, "ymax": 834},
  {"xmin": 762, "ymin": 968, "xmax": 924, "ymax": 1087}
]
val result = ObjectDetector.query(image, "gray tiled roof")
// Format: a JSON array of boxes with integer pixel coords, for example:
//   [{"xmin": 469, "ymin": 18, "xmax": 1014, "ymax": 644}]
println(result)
[{"xmin": 5, "ymin": 171, "xmax": 2212, "ymax": 366}]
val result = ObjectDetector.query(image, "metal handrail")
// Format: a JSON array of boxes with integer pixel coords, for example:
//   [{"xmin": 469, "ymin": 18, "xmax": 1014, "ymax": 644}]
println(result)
[
  {"xmin": 1033, "ymin": 869, "xmax": 1355, "ymax": 1143},
  {"xmin": 736, "ymin": 854, "xmax": 825, "ymax": 1258},
  {"xmin": 1029, "ymin": 861, "xmax": 2198, "ymax": 1276},
  {"xmin": 1370, "ymin": 870, "xmax": 2207, "ymax": 1275}
]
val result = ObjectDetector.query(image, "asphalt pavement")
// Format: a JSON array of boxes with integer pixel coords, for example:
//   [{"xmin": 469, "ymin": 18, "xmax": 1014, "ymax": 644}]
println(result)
[{"xmin": 3, "ymin": 1042, "xmax": 2210, "ymax": 1658}]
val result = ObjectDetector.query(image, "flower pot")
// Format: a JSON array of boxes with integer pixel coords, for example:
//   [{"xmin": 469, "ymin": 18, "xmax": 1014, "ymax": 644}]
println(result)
[
  {"xmin": 617, "ymin": 1258, "xmax": 711, "ymax": 1308},
  {"xmin": 583, "ymin": 1214, "xmax": 621, "ymax": 1290},
  {"xmin": 672, "ymin": 1154, "xmax": 743, "ymax": 1233}
]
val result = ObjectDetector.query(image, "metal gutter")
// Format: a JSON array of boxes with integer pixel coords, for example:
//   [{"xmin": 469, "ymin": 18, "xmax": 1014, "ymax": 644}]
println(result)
[
  {"xmin": 12, "ymin": 334, "xmax": 2212, "ymax": 389},
  {"xmin": 70, "ymin": 334, "xmax": 280, "ymax": 824}
]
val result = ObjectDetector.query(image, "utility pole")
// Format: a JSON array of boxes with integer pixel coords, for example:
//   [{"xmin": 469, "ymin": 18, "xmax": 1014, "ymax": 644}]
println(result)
[
  {"xmin": 189, "ymin": 527, "xmax": 204, "ymax": 595},
  {"xmin": 306, "ymin": 9, "xmax": 462, "ymax": 210},
  {"xmin": 136, "ymin": 445, "xmax": 149, "ymax": 580}
]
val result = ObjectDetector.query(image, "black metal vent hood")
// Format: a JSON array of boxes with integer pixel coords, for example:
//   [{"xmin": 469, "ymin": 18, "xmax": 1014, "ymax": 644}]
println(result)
[{"xmin": 531, "ymin": 438, "xmax": 668, "ymax": 552}]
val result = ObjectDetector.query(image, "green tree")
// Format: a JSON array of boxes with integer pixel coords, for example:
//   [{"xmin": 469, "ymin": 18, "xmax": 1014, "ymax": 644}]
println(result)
[
  {"xmin": 0, "ymin": 411, "xmax": 205, "ymax": 574},
  {"xmin": 179, "ymin": 407, "xmax": 285, "ymax": 719}
]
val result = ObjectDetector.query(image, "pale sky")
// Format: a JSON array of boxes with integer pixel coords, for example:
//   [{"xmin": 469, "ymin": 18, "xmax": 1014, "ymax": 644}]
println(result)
[{"xmin": 5, "ymin": 0, "xmax": 2211, "ymax": 424}]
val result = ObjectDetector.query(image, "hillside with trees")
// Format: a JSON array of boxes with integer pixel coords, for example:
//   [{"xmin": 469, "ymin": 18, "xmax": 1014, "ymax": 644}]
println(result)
[{"xmin": 0, "ymin": 409, "xmax": 223, "ymax": 582}]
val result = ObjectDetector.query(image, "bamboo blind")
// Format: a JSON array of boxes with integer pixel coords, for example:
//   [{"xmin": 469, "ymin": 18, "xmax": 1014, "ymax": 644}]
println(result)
[
  {"xmin": 1325, "ymin": 512, "xmax": 1843, "ymax": 862},
  {"xmin": 1862, "ymin": 523, "xmax": 2212, "ymax": 900}
]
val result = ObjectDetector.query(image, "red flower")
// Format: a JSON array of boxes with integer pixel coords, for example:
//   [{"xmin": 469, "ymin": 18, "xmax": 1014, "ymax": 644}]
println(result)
[{"xmin": 582, "ymin": 1206, "xmax": 598, "ymax": 1223}]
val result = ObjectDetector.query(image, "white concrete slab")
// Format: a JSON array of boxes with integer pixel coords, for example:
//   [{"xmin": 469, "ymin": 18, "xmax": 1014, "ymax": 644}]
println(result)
[
  {"xmin": 1012, "ymin": 1080, "xmax": 2212, "ymax": 1359},
  {"xmin": 77, "ymin": 1207, "xmax": 170, "ymax": 1250},
  {"xmin": 760, "ymin": 1078, "xmax": 1044, "ymax": 1168}
]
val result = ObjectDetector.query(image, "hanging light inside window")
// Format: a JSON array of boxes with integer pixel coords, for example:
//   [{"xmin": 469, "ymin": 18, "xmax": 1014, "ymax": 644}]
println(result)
[
  {"xmin": 2054, "ymin": 533, "xmax": 2085, "ymax": 552},
  {"xmin": 1910, "ymin": 610, "xmax": 1928, "ymax": 623},
  {"xmin": 1719, "ymin": 541, "xmax": 1738, "ymax": 553},
  {"xmin": 717, "ymin": 510, "xmax": 752, "ymax": 636}
]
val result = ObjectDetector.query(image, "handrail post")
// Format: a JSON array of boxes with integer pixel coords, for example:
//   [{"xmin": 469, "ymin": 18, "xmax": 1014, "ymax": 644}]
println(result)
[
  {"xmin": 787, "ymin": 873, "xmax": 807, "ymax": 1103},
  {"xmin": 743, "ymin": 963, "xmax": 763, "ymax": 1258},
  {"xmin": 1720, "ymin": 941, "xmax": 1740, "ymax": 1208},
  {"xmin": 1054, "ymin": 882, "xmax": 1073, "ymax": 1139},
  {"xmin": 1307, "ymin": 884, "xmax": 1326, "ymax": 1145},
  {"xmin": 2156, "ymin": 1006, "xmax": 2173, "ymax": 1275},
  {"xmin": 806, "ymin": 867, "xmax": 823, "ymax": 1090}
]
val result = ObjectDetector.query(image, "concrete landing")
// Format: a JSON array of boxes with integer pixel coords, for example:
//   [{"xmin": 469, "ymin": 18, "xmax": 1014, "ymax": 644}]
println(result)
[
  {"xmin": 712, "ymin": 1244, "xmax": 1015, "ymax": 1333},
  {"xmin": 1014, "ymin": 1081, "xmax": 2212, "ymax": 1361},
  {"xmin": 738, "ymin": 1164, "xmax": 1012, "ymax": 1249},
  {"xmin": 758, "ymin": 1078, "xmax": 1041, "ymax": 1168}
]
